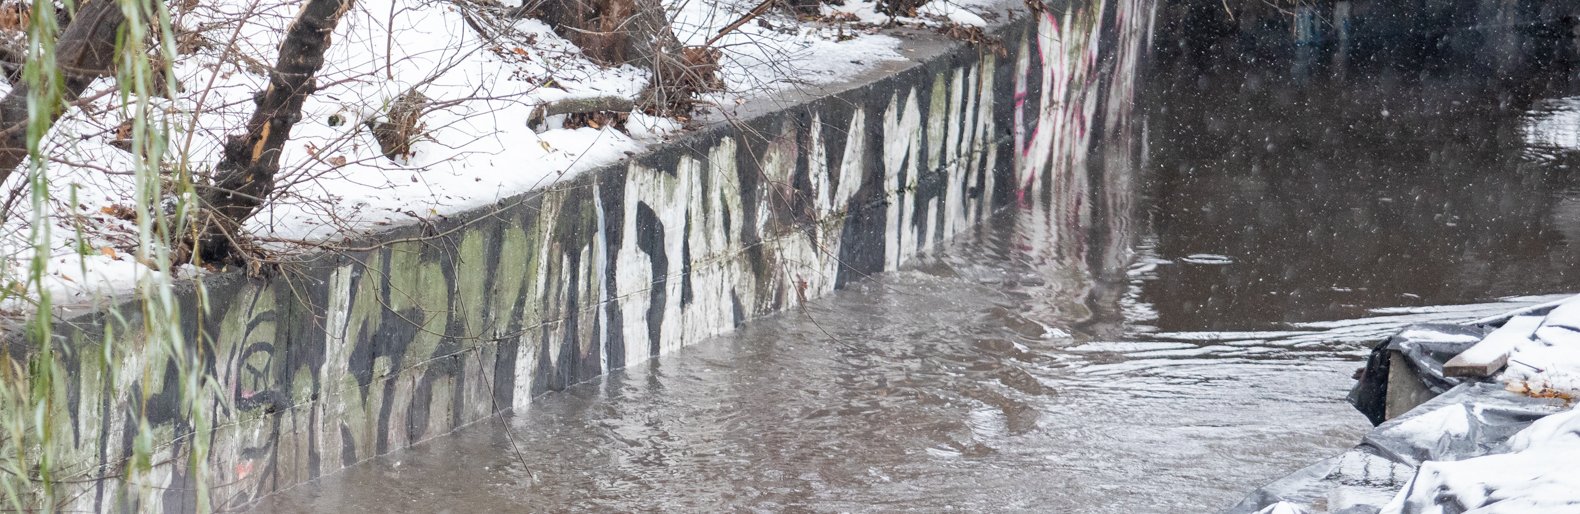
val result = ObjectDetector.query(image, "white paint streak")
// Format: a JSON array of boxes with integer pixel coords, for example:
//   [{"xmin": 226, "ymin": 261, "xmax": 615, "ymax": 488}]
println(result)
[{"xmin": 883, "ymin": 88, "xmax": 923, "ymax": 271}]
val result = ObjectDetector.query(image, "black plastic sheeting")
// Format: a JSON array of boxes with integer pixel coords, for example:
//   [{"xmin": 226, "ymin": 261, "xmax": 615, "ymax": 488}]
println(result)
[
  {"xmin": 1363, "ymin": 383, "xmax": 1559, "ymax": 467},
  {"xmin": 1347, "ymin": 323, "xmax": 1488, "ymax": 426}
]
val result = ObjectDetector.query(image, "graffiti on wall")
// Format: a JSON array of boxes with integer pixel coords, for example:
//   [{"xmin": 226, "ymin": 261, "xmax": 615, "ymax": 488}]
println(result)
[{"xmin": 12, "ymin": 1, "xmax": 1157, "ymax": 510}]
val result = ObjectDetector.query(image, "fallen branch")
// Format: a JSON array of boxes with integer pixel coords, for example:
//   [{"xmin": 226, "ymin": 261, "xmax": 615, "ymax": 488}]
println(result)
[{"xmin": 527, "ymin": 95, "xmax": 634, "ymax": 131}]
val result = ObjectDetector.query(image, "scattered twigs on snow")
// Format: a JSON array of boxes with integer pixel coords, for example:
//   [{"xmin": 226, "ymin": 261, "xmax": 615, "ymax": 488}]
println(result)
[{"xmin": 940, "ymin": 23, "xmax": 1006, "ymax": 57}]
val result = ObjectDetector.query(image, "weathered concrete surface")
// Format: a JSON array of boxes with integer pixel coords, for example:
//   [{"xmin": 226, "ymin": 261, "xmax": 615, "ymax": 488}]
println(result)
[
  {"xmin": 1384, "ymin": 351, "xmax": 1439, "ymax": 420},
  {"xmin": 5, "ymin": 1, "xmax": 1156, "ymax": 510}
]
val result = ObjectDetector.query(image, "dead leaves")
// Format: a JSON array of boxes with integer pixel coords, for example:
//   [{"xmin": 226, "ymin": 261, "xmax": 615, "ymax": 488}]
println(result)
[
  {"xmin": 561, "ymin": 110, "xmax": 628, "ymax": 131},
  {"xmin": 940, "ymin": 24, "xmax": 1008, "ymax": 58},
  {"xmin": 0, "ymin": 1, "xmax": 27, "ymax": 33},
  {"xmin": 369, "ymin": 90, "xmax": 427, "ymax": 161},
  {"xmin": 106, "ymin": 119, "xmax": 136, "ymax": 152},
  {"xmin": 680, "ymin": 45, "xmax": 725, "ymax": 92},
  {"xmin": 1508, "ymin": 380, "xmax": 1578, "ymax": 404},
  {"xmin": 100, "ymin": 204, "xmax": 136, "ymax": 221},
  {"xmin": 303, "ymin": 141, "xmax": 350, "ymax": 167},
  {"xmin": 821, "ymin": 11, "xmax": 860, "ymax": 23}
]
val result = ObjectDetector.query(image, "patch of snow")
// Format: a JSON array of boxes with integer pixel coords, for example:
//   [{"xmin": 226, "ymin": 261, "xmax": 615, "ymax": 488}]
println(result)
[
  {"xmin": 822, "ymin": 0, "xmax": 1006, "ymax": 30},
  {"xmin": 1386, "ymin": 404, "xmax": 1473, "ymax": 443},
  {"xmin": 673, "ymin": 0, "xmax": 906, "ymax": 103},
  {"xmin": 1395, "ymin": 328, "xmax": 1483, "ymax": 345},
  {"xmin": 918, "ymin": 2, "xmax": 989, "ymax": 27},
  {"xmin": 822, "ymin": 0, "xmax": 895, "ymax": 26},
  {"xmin": 1508, "ymin": 406, "xmax": 1580, "ymax": 451}
]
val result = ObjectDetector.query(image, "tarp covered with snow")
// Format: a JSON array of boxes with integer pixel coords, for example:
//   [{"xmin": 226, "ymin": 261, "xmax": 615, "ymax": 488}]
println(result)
[
  {"xmin": 1235, "ymin": 295, "xmax": 1580, "ymax": 514},
  {"xmin": 1231, "ymin": 382, "xmax": 1570, "ymax": 513}
]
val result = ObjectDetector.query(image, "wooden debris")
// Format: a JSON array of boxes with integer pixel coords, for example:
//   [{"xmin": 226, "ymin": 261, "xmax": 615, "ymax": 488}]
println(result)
[
  {"xmin": 527, "ymin": 95, "xmax": 635, "ymax": 132},
  {"xmin": 1444, "ymin": 315, "xmax": 1544, "ymax": 378}
]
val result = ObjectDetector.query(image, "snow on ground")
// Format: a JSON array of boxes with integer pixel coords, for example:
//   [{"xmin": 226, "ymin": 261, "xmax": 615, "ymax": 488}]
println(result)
[
  {"xmin": 0, "ymin": 0, "xmax": 1007, "ymax": 308},
  {"xmin": 670, "ymin": 0, "xmax": 905, "ymax": 98}
]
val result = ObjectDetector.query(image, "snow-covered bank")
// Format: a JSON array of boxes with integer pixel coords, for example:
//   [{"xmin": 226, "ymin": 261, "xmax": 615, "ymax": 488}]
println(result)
[
  {"xmin": 1238, "ymin": 294, "xmax": 1580, "ymax": 513},
  {"xmin": 0, "ymin": 0, "xmax": 1011, "ymax": 310}
]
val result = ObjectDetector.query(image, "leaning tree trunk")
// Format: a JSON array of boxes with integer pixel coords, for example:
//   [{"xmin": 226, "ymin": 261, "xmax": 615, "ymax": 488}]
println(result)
[
  {"xmin": 535, "ymin": 0, "xmax": 709, "ymax": 115},
  {"xmin": 194, "ymin": 0, "xmax": 354, "ymax": 262},
  {"xmin": 0, "ymin": 0, "xmax": 130, "ymax": 187}
]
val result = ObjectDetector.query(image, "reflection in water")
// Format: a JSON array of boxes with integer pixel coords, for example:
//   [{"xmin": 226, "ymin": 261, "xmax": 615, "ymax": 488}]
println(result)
[
  {"xmin": 254, "ymin": 53, "xmax": 1580, "ymax": 514},
  {"xmin": 1523, "ymin": 97, "xmax": 1580, "ymax": 161}
]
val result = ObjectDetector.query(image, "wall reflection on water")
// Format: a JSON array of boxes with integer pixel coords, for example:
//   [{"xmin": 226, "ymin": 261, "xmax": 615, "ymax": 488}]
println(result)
[{"xmin": 998, "ymin": 97, "xmax": 1142, "ymax": 342}]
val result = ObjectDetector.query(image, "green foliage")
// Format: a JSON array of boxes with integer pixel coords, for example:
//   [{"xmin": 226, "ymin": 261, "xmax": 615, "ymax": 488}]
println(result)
[
  {"xmin": 0, "ymin": 0, "xmax": 69, "ymax": 507},
  {"xmin": 0, "ymin": 0, "xmax": 211, "ymax": 510}
]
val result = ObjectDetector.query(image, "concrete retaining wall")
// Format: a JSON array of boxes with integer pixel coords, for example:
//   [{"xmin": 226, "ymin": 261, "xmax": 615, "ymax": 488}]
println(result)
[{"xmin": 13, "ymin": 1, "xmax": 1155, "ymax": 510}]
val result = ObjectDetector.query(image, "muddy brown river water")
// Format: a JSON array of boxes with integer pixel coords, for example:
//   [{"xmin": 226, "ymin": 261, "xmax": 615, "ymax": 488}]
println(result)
[{"xmin": 252, "ymin": 72, "xmax": 1580, "ymax": 512}]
